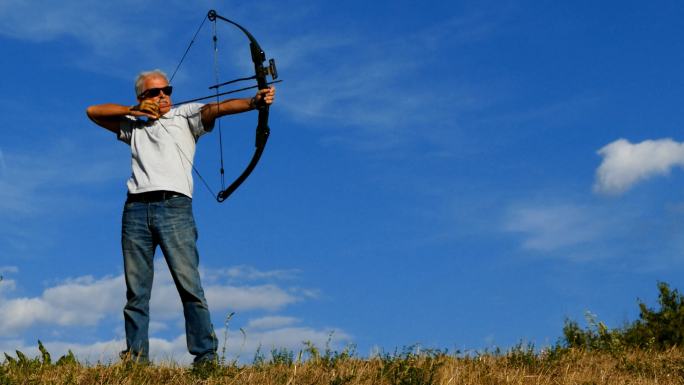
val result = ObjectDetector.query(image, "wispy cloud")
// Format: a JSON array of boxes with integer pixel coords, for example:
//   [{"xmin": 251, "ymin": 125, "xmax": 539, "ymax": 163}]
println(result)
[
  {"xmin": 0, "ymin": 1, "xmax": 142, "ymax": 53},
  {"xmin": 0, "ymin": 149, "xmax": 6, "ymax": 175},
  {"xmin": 246, "ymin": 316, "xmax": 300, "ymax": 330},
  {"xmin": 205, "ymin": 265, "xmax": 300, "ymax": 283},
  {"xmin": 0, "ymin": 266, "xmax": 18, "ymax": 274},
  {"xmin": 504, "ymin": 204, "xmax": 606, "ymax": 253},
  {"xmin": 0, "ymin": 144, "xmax": 121, "ymax": 217},
  {"xmin": 1, "ymin": 2, "xmax": 498, "ymax": 153},
  {"xmin": 276, "ymin": 12, "xmax": 499, "ymax": 152},
  {"xmin": 594, "ymin": 138, "xmax": 684, "ymax": 195},
  {"xmin": 0, "ymin": 1, "xmax": 208, "ymax": 79},
  {"xmin": 0, "ymin": 143, "xmax": 124, "ymax": 255},
  {"xmin": 0, "ymin": 276, "xmax": 16, "ymax": 296},
  {"xmin": 502, "ymin": 196, "xmax": 684, "ymax": 267}
]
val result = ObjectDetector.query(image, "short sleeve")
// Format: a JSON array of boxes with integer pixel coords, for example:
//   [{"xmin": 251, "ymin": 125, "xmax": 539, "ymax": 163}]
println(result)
[
  {"xmin": 118, "ymin": 116, "xmax": 137, "ymax": 144},
  {"xmin": 177, "ymin": 103, "xmax": 212, "ymax": 139}
]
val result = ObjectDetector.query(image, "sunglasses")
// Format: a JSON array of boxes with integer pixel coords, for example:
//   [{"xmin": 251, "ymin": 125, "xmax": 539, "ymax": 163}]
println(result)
[{"xmin": 139, "ymin": 86, "xmax": 173, "ymax": 99}]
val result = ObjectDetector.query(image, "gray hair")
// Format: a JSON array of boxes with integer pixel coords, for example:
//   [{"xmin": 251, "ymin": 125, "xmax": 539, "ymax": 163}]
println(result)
[{"xmin": 134, "ymin": 69, "xmax": 169, "ymax": 97}]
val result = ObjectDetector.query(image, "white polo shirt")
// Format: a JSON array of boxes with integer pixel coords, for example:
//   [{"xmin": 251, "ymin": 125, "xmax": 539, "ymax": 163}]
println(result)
[{"xmin": 118, "ymin": 103, "xmax": 211, "ymax": 198}]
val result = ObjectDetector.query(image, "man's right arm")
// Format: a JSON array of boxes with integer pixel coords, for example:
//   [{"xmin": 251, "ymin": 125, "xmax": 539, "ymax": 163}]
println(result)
[
  {"xmin": 85, "ymin": 104, "xmax": 133, "ymax": 134},
  {"xmin": 86, "ymin": 101, "xmax": 160, "ymax": 134}
]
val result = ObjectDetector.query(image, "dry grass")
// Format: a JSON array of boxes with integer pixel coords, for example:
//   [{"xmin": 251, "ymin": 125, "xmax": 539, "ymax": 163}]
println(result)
[{"xmin": 3, "ymin": 347, "xmax": 684, "ymax": 385}]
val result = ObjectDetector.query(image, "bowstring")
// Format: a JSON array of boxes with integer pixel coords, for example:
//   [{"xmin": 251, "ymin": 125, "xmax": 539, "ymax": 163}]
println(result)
[
  {"xmin": 163, "ymin": 12, "xmax": 229, "ymax": 201},
  {"xmin": 212, "ymin": 18, "xmax": 226, "ymax": 191}
]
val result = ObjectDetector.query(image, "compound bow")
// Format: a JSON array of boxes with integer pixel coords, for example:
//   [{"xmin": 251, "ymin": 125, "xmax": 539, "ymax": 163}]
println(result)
[{"xmin": 170, "ymin": 9, "xmax": 280, "ymax": 202}]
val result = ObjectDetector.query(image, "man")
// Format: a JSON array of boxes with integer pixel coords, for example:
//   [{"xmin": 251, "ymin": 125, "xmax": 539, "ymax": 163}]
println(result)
[{"xmin": 86, "ymin": 69, "xmax": 275, "ymax": 364}]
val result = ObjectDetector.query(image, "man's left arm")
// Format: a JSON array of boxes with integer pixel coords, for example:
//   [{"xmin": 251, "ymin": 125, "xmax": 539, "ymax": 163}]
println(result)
[{"xmin": 201, "ymin": 87, "xmax": 275, "ymax": 128}]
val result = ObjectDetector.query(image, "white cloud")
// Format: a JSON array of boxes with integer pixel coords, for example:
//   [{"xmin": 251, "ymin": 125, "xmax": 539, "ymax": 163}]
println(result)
[
  {"xmin": 151, "ymin": 261, "xmax": 302, "ymax": 319},
  {"xmin": 206, "ymin": 285, "xmax": 298, "ymax": 313},
  {"xmin": 594, "ymin": 138, "xmax": 684, "ymax": 195},
  {"xmin": 0, "ymin": 275, "xmax": 123, "ymax": 335},
  {"xmin": 42, "ymin": 276, "xmax": 124, "ymax": 320},
  {"xmin": 0, "ymin": 258, "xmax": 346, "ymax": 364},
  {"xmin": 0, "ymin": 263, "xmax": 314, "ymax": 336}
]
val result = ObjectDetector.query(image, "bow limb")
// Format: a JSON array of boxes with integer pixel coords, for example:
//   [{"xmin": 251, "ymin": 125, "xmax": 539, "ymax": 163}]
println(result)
[{"xmin": 216, "ymin": 109, "xmax": 269, "ymax": 202}]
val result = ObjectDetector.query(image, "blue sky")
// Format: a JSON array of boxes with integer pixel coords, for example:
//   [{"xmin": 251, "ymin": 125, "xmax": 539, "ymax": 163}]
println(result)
[{"xmin": 3, "ymin": 0, "xmax": 684, "ymax": 364}]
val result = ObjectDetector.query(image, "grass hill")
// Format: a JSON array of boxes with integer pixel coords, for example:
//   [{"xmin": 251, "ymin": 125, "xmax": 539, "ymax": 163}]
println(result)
[{"xmin": 3, "ymin": 282, "xmax": 684, "ymax": 384}]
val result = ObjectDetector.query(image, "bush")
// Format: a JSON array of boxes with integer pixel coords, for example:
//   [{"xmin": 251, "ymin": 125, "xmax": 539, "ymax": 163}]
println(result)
[{"xmin": 562, "ymin": 282, "xmax": 684, "ymax": 351}]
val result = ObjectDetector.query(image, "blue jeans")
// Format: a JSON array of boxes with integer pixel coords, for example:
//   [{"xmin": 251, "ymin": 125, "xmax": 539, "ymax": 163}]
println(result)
[{"xmin": 121, "ymin": 196, "xmax": 217, "ymax": 363}]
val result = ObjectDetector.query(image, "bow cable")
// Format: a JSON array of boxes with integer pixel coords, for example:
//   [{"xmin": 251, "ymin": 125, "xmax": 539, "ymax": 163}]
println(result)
[{"xmin": 169, "ymin": 15, "xmax": 208, "ymax": 84}]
